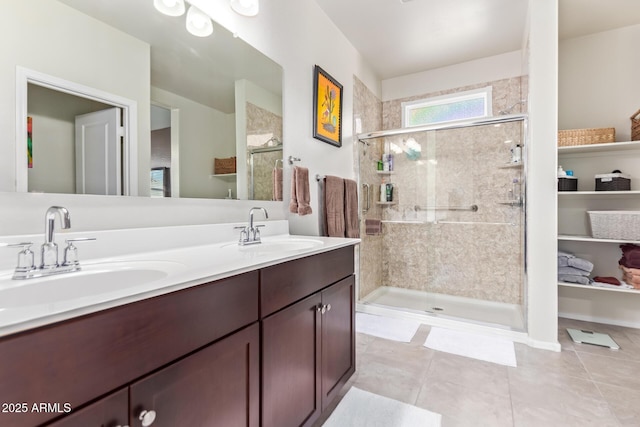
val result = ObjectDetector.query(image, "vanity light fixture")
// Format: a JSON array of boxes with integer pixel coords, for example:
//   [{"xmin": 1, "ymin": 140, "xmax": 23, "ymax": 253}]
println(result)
[
  {"xmin": 230, "ymin": 0, "xmax": 259, "ymax": 17},
  {"xmin": 186, "ymin": 5, "xmax": 214, "ymax": 37},
  {"xmin": 153, "ymin": 0, "xmax": 186, "ymax": 16}
]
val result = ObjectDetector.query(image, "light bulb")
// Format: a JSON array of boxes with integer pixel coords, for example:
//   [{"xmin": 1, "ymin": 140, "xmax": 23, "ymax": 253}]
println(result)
[
  {"xmin": 153, "ymin": 0, "xmax": 185, "ymax": 16},
  {"xmin": 186, "ymin": 5, "xmax": 213, "ymax": 37},
  {"xmin": 230, "ymin": 0, "xmax": 259, "ymax": 17}
]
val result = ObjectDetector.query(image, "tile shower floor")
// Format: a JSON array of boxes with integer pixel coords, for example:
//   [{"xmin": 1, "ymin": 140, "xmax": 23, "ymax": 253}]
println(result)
[{"xmin": 315, "ymin": 317, "xmax": 640, "ymax": 427}]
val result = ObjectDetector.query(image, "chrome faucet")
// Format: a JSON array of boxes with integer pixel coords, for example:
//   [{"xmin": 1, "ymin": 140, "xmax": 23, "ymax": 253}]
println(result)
[
  {"xmin": 41, "ymin": 206, "xmax": 71, "ymax": 268},
  {"xmin": 3, "ymin": 206, "xmax": 95, "ymax": 280},
  {"xmin": 236, "ymin": 207, "xmax": 269, "ymax": 245}
]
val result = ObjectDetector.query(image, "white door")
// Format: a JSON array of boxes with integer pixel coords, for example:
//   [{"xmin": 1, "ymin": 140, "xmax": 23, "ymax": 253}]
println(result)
[{"xmin": 75, "ymin": 107, "xmax": 122, "ymax": 195}]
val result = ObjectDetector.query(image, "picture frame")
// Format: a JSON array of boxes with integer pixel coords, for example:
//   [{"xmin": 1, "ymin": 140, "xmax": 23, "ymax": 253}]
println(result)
[{"xmin": 313, "ymin": 65, "xmax": 343, "ymax": 147}]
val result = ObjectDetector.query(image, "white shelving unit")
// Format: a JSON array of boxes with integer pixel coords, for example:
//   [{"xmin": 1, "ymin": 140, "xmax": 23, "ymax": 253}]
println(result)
[{"xmin": 557, "ymin": 141, "xmax": 640, "ymax": 317}]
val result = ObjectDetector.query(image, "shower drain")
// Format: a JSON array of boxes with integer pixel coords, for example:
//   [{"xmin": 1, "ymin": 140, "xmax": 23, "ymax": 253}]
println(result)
[{"xmin": 431, "ymin": 307, "xmax": 444, "ymax": 311}]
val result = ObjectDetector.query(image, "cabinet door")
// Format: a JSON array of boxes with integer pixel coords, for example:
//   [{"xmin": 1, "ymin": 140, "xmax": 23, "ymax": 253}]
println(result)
[
  {"xmin": 129, "ymin": 323, "xmax": 259, "ymax": 427},
  {"xmin": 262, "ymin": 292, "xmax": 322, "ymax": 427},
  {"xmin": 321, "ymin": 275, "xmax": 355, "ymax": 409},
  {"xmin": 45, "ymin": 388, "xmax": 128, "ymax": 427}
]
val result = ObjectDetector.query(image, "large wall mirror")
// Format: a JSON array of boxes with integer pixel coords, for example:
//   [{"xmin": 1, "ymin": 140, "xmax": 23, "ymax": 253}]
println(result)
[{"xmin": 8, "ymin": 0, "xmax": 283, "ymax": 201}]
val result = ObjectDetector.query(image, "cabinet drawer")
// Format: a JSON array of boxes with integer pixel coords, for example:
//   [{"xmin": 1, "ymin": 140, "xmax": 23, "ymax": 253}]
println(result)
[
  {"xmin": 45, "ymin": 388, "xmax": 128, "ymax": 427},
  {"xmin": 0, "ymin": 271, "xmax": 258, "ymax": 427},
  {"xmin": 260, "ymin": 246, "xmax": 354, "ymax": 317}
]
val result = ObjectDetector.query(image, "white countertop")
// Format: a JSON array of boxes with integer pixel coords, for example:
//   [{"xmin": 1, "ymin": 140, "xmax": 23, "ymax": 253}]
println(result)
[{"xmin": 0, "ymin": 221, "xmax": 359, "ymax": 337}]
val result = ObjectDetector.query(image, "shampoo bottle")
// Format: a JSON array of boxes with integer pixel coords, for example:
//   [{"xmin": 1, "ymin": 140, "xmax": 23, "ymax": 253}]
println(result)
[
  {"xmin": 386, "ymin": 183, "xmax": 393, "ymax": 202},
  {"xmin": 380, "ymin": 180, "xmax": 387, "ymax": 202}
]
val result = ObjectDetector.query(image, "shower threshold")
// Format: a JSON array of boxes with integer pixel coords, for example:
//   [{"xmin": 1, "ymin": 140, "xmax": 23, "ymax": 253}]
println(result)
[{"xmin": 360, "ymin": 286, "xmax": 525, "ymax": 331}]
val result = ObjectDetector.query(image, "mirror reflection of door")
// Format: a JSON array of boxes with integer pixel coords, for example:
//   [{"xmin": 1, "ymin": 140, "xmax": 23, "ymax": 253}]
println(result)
[
  {"xmin": 75, "ymin": 107, "xmax": 122, "ymax": 195},
  {"xmin": 27, "ymin": 83, "xmax": 120, "ymax": 194},
  {"xmin": 150, "ymin": 104, "xmax": 172, "ymax": 198}
]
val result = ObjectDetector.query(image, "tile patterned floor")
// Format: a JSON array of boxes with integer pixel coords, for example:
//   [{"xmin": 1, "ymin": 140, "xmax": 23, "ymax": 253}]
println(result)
[{"xmin": 315, "ymin": 317, "xmax": 640, "ymax": 427}]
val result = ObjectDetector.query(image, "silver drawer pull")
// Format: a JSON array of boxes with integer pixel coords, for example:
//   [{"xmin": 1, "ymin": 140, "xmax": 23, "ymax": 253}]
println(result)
[
  {"xmin": 139, "ymin": 409, "xmax": 157, "ymax": 426},
  {"xmin": 326, "ymin": 304, "xmax": 332, "ymax": 312}
]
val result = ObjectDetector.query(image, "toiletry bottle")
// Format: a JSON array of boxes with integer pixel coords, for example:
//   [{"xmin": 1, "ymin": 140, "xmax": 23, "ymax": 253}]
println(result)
[
  {"xmin": 382, "ymin": 154, "xmax": 390, "ymax": 171},
  {"xmin": 558, "ymin": 165, "xmax": 566, "ymax": 177},
  {"xmin": 386, "ymin": 183, "xmax": 393, "ymax": 202},
  {"xmin": 380, "ymin": 180, "xmax": 387, "ymax": 202},
  {"xmin": 388, "ymin": 154, "xmax": 394, "ymax": 171}
]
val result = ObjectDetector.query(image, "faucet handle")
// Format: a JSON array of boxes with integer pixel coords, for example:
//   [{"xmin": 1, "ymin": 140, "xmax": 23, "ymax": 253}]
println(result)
[
  {"xmin": 253, "ymin": 225, "xmax": 265, "ymax": 241},
  {"xmin": 62, "ymin": 238, "xmax": 96, "ymax": 267},
  {"xmin": 6, "ymin": 243, "xmax": 36, "ymax": 272}
]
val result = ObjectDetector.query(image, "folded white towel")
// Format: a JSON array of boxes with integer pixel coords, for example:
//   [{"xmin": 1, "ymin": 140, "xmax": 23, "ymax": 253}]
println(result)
[
  {"xmin": 558, "ymin": 266, "xmax": 591, "ymax": 276},
  {"xmin": 567, "ymin": 257, "xmax": 593, "ymax": 272}
]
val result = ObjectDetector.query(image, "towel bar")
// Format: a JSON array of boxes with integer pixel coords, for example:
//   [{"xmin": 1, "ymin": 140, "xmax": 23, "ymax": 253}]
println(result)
[{"xmin": 414, "ymin": 204, "xmax": 478, "ymax": 212}]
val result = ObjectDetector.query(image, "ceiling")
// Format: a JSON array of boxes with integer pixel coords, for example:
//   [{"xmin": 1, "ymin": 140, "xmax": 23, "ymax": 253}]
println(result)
[{"xmin": 314, "ymin": 0, "xmax": 640, "ymax": 81}]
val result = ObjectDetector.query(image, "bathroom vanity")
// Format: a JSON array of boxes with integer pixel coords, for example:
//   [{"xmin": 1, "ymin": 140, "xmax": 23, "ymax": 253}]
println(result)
[{"xmin": 0, "ymin": 223, "xmax": 357, "ymax": 427}]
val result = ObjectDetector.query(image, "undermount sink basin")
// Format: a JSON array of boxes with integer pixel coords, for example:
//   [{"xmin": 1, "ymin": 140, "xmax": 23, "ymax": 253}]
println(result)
[
  {"xmin": 223, "ymin": 238, "xmax": 324, "ymax": 254},
  {"xmin": 0, "ymin": 260, "xmax": 186, "ymax": 309}
]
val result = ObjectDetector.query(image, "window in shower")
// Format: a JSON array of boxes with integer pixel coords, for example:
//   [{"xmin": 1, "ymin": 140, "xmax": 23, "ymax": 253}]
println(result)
[{"xmin": 402, "ymin": 86, "xmax": 492, "ymax": 128}]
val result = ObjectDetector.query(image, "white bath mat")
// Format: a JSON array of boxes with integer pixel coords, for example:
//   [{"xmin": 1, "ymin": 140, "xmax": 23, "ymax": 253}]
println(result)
[
  {"xmin": 322, "ymin": 387, "xmax": 441, "ymax": 427},
  {"xmin": 356, "ymin": 312, "xmax": 421, "ymax": 342},
  {"xmin": 424, "ymin": 327, "xmax": 517, "ymax": 367}
]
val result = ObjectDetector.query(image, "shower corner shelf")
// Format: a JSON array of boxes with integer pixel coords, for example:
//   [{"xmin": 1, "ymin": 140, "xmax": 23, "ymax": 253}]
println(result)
[
  {"xmin": 376, "ymin": 201, "xmax": 397, "ymax": 206},
  {"xmin": 376, "ymin": 171, "xmax": 396, "ymax": 175},
  {"xmin": 210, "ymin": 173, "xmax": 237, "ymax": 178}
]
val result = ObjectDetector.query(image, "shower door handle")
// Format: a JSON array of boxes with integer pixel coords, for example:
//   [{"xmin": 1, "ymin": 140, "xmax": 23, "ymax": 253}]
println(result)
[{"xmin": 362, "ymin": 183, "xmax": 370, "ymax": 213}]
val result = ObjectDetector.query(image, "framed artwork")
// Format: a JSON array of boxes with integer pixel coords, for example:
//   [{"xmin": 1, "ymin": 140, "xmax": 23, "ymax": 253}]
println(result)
[{"xmin": 313, "ymin": 65, "xmax": 342, "ymax": 147}]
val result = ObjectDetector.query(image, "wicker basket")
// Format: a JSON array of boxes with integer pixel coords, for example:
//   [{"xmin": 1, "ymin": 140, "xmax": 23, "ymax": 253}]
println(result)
[
  {"xmin": 214, "ymin": 157, "xmax": 236, "ymax": 174},
  {"xmin": 588, "ymin": 211, "xmax": 640, "ymax": 240},
  {"xmin": 558, "ymin": 127, "xmax": 615, "ymax": 146},
  {"xmin": 631, "ymin": 109, "xmax": 640, "ymax": 141}
]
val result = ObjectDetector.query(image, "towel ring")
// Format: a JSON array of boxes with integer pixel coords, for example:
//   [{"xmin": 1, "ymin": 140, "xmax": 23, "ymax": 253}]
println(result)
[{"xmin": 274, "ymin": 158, "xmax": 283, "ymax": 169}]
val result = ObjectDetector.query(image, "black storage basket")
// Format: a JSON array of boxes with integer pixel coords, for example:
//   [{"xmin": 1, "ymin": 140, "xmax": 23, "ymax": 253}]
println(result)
[
  {"xmin": 558, "ymin": 177, "xmax": 578, "ymax": 191},
  {"xmin": 595, "ymin": 176, "xmax": 630, "ymax": 191}
]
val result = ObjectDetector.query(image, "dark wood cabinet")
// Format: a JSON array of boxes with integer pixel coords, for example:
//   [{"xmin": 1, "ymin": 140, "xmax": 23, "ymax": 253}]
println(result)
[
  {"xmin": 0, "ymin": 246, "xmax": 356, "ymax": 427},
  {"xmin": 262, "ymin": 293, "xmax": 323, "ymax": 427},
  {"xmin": 0, "ymin": 271, "xmax": 259, "ymax": 427},
  {"xmin": 130, "ymin": 323, "xmax": 259, "ymax": 427},
  {"xmin": 262, "ymin": 275, "xmax": 355, "ymax": 427},
  {"xmin": 45, "ymin": 388, "xmax": 128, "ymax": 427},
  {"xmin": 320, "ymin": 276, "xmax": 355, "ymax": 410}
]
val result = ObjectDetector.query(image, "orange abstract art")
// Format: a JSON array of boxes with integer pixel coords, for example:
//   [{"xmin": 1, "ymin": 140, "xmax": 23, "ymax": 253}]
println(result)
[{"xmin": 313, "ymin": 65, "xmax": 342, "ymax": 147}]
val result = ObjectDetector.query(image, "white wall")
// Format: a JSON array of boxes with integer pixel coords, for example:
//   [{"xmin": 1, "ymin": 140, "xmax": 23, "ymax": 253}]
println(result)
[
  {"xmin": 381, "ymin": 50, "xmax": 525, "ymax": 102},
  {"xmin": 559, "ymin": 24, "xmax": 640, "ymax": 142},
  {"xmin": 151, "ymin": 86, "xmax": 235, "ymax": 199},
  {"xmin": 0, "ymin": 0, "xmax": 151, "ymax": 196}
]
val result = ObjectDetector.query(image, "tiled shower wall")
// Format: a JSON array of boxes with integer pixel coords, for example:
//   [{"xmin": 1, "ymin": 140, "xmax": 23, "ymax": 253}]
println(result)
[
  {"xmin": 246, "ymin": 102, "xmax": 283, "ymax": 201},
  {"xmin": 355, "ymin": 76, "xmax": 526, "ymax": 305},
  {"xmin": 353, "ymin": 77, "xmax": 383, "ymax": 299}
]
